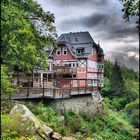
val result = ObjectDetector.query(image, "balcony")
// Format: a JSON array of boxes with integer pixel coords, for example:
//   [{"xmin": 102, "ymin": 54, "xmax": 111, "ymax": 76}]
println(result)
[{"xmin": 53, "ymin": 65, "xmax": 76, "ymax": 75}]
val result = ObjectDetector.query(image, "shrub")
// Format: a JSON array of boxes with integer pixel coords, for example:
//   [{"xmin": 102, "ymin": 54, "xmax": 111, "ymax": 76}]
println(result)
[
  {"xmin": 125, "ymin": 99, "xmax": 139, "ymax": 127},
  {"xmin": 27, "ymin": 102, "xmax": 61, "ymax": 131},
  {"xmin": 1, "ymin": 65, "xmax": 14, "ymax": 96}
]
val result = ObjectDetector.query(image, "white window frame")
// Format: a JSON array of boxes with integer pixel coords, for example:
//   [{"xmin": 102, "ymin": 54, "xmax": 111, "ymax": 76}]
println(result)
[
  {"xmin": 56, "ymin": 48, "xmax": 61, "ymax": 56},
  {"xmin": 62, "ymin": 47, "xmax": 67, "ymax": 55}
]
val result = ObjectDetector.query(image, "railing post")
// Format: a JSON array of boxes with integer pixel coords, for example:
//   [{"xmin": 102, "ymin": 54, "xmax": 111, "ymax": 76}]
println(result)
[
  {"xmin": 92, "ymin": 79, "xmax": 94, "ymax": 93},
  {"xmin": 43, "ymin": 79, "xmax": 44, "ymax": 97},
  {"xmin": 60, "ymin": 79, "xmax": 62, "ymax": 98},
  {"xmin": 77, "ymin": 79, "xmax": 79, "ymax": 95},
  {"xmin": 53, "ymin": 80, "xmax": 55, "ymax": 98},
  {"xmin": 27, "ymin": 78, "xmax": 30, "ymax": 98},
  {"xmin": 70, "ymin": 79, "xmax": 72, "ymax": 96},
  {"xmin": 85, "ymin": 79, "xmax": 87, "ymax": 93}
]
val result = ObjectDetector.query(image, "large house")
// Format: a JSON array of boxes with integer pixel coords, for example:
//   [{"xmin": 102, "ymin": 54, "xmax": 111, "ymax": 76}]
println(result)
[{"xmin": 13, "ymin": 31, "xmax": 104, "ymax": 99}]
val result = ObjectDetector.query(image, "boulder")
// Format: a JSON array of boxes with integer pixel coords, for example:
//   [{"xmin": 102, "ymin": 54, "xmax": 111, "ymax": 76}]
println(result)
[
  {"xmin": 52, "ymin": 132, "xmax": 61, "ymax": 139},
  {"xmin": 62, "ymin": 137, "xmax": 77, "ymax": 140},
  {"xmin": 10, "ymin": 104, "xmax": 53, "ymax": 140}
]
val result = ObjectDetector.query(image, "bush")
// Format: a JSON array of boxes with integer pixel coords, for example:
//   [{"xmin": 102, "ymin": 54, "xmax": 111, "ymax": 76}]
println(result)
[
  {"xmin": 125, "ymin": 99, "xmax": 139, "ymax": 127},
  {"xmin": 27, "ymin": 102, "xmax": 61, "ymax": 132},
  {"xmin": 1, "ymin": 65, "xmax": 14, "ymax": 96}
]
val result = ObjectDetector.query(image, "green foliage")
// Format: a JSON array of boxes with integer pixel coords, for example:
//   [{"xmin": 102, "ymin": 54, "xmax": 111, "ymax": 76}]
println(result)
[
  {"xmin": 104, "ymin": 97, "xmax": 128, "ymax": 110},
  {"xmin": 104, "ymin": 60, "xmax": 139, "ymax": 82},
  {"xmin": 125, "ymin": 99, "xmax": 139, "ymax": 127},
  {"xmin": 101, "ymin": 77, "xmax": 111, "ymax": 96},
  {"xmin": 89, "ymin": 99, "xmax": 136, "ymax": 140},
  {"xmin": 1, "ymin": 0, "xmax": 56, "ymax": 71},
  {"xmin": 1, "ymin": 113, "xmax": 35, "ymax": 139},
  {"xmin": 1, "ymin": 114, "xmax": 33, "ymax": 140},
  {"xmin": 120, "ymin": 0, "xmax": 139, "ymax": 29},
  {"xmin": 1, "ymin": 114, "xmax": 12, "ymax": 130},
  {"xmin": 1, "ymin": 65, "xmax": 14, "ymax": 95},
  {"xmin": 110, "ymin": 59, "xmax": 126, "ymax": 97},
  {"xmin": 1, "ymin": 130, "xmax": 18, "ymax": 140},
  {"xmin": 124, "ymin": 80, "xmax": 139, "ymax": 102},
  {"xmin": 104, "ymin": 60, "xmax": 113, "ymax": 79},
  {"xmin": 1, "ymin": 100, "xmax": 138, "ymax": 139},
  {"xmin": 27, "ymin": 102, "xmax": 60, "ymax": 131}
]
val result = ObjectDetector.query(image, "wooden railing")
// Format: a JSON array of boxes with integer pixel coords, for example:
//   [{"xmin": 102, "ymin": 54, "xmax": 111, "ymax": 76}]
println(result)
[
  {"xmin": 53, "ymin": 66, "xmax": 76, "ymax": 74},
  {"xmin": 12, "ymin": 77, "xmax": 99, "ymax": 99}
]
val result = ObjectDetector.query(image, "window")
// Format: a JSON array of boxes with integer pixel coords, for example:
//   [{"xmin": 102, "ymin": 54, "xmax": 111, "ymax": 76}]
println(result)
[
  {"xmin": 69, "ymin": 63, "xmax": 71, "ymax": 68},
  {"xmin": 63, "ymin": 47, "xmax": 67, "ymax": 55},
  {"xmin": 77, "ymin": 49, "xmax": 82, "ymax": 55},
  {"xmin": 73, "ymin": 63, "xmax": 75, "ymax": 68},
  {"xmin": 88, "ymin": 80, "xmax": 92, "ymax": 86},
  {"xmin": 102, "ymin": 64, "xmax": 104, "ymax": 69},
  {"xmin": 56, "ymin": 48, "xmax": 61, "ymax": 55},
  {"xmin": 34, "ymin": 73, "xmax": 39, "ymax": 77},
  {"xmin": 77, "ymin": 62, "xmax": 79, "ymax": 67}
]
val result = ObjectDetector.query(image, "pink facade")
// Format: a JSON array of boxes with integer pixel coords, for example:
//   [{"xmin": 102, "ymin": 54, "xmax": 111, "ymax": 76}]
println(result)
[
  {"xmin": 52, "ymin": 45, "xmax": 76, "ymax": 60},
  {"xmin": 49, "ymin": 32, "xmax": 104, "ymax": 90}
]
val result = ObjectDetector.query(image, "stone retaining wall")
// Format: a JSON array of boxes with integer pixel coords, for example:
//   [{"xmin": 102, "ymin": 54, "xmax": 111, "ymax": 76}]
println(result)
[{"xmin": 46, "ymin": 95, "xmax": 104, "ymax": 116}]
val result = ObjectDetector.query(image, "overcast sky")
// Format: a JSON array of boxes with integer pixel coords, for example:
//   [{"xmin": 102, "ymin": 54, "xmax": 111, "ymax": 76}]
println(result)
[{"xmin": 37, "ymin": 0, "xmax": 139, "ymax": 71}]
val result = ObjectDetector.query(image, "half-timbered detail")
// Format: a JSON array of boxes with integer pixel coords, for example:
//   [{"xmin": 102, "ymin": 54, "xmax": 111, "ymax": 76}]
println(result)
[{"xmin": 12, "ymin": 31, "xmax": 104, "ymax": 99}]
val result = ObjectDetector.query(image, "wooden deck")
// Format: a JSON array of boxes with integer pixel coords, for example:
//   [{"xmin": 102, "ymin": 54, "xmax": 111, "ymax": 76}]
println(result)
[{"xmin": 12, "ymin": 78, "xmax": 99, "ymax": 100}]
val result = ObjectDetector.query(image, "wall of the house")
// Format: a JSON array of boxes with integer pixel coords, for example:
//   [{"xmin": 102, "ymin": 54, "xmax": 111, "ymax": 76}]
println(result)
[
  {"xmin": 13, "ymin": 43, "xmax": 104, "ymax": 91},
  {"xmin": 52, "ymin": 44, "xmax": 75, "ymax": 60},
  {"xmin": 13, "ymin": 72, "xmax": 32, "ymax": 85}
]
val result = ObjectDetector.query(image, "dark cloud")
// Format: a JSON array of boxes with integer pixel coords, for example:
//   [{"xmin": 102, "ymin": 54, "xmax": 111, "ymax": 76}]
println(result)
[
  {"xmin": 104, "ymin": 24, "xmax": 138, "ymax": 40},
  {"xmin": 81, "ymin": 13, "xmax": 109, "ymax": 27},
  {"xmin": 60, "ymin": 13, "xmax": 109, "ymax": 31},
  {"xmin": 38, "ymin": 0, "xmax": 139, "ymax": 71},
  {"xmin": 60, "ymin": 12, "xmax": 138, "ymax": 42},
  {"xmin": 50, "ymin": 0, "xmax": 108, "ymax": 7}
]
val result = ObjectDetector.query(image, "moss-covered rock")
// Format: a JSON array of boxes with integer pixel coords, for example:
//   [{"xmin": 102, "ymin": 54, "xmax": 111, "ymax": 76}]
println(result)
[{"xmin": 9, "ymin": 104, "xmax": 53, "ymax": 140}]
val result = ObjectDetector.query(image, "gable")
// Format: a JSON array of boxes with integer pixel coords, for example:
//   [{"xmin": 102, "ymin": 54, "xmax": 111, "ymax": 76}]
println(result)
[{"xmin": 52, "ymin": 44, "xmax": 76, "ymax": 60}]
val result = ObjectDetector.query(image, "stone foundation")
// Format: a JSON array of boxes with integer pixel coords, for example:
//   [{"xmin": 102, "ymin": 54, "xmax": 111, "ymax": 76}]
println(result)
[{"xmin": 46, "ymin": 94, "xmax": 104, "ymax": 116}]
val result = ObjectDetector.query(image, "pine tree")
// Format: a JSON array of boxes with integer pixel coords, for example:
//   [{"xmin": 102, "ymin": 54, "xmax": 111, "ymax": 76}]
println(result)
[{"xmin": 110, "ymin": 59, "xmax": 125, "ymax": 97}]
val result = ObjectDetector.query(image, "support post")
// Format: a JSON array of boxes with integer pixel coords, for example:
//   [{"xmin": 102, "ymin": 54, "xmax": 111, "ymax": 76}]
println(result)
[
  {"xmin": 27, "ymin": 78, "xmax": 30, "ymax": 98},
  {"xmin": 92, "ymin": 79, "xmax": 94, "ymax": 93},
  {"xmin": 43, "ymin": 79, "xmax": 44, "ymax": 97},
  {"xmin": 77, "ymin": 79, "xmax": 79, "ymax": 95},
  {"xmin": 32, "ymin": 71, "xmax": 34, "ymax": 87},
  {"xmin": 85, "ymin": 59, "xmax": 87, "ymax": 93},
  {"xmin": 70, "ymin": 79, "xmax": 72, "ymax": 96},
  {"xmin": 53, "ymin": 79, "xmax": 55, "ymax": 98}
]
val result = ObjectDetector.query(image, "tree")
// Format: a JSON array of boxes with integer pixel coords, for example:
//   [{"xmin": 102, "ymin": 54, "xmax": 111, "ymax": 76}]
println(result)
[
  {"xmin": 1, "ymin": 65, "xmax": 14, "ymax": 95},
  {"xmin": 1, "ymin": 0, "xmax": 57, "ymax": 72},
  {"xmin": 104, "ymin": 60, "xmax": 113, "ymax": 79},
  {"xmin": 125, "ymin": 98, "xmax": 139, "ymax": 127},
  {"xmin": 110, "ymin": 59, "xmax": 125, "ymax": 97},
  {"xmin": 120, "ymin": 0, "xmax": 139, "ymax": 29}
]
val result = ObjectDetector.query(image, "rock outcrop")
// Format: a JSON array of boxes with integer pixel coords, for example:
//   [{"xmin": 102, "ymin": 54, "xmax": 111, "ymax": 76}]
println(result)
[
  {"xmin": 9, "ymin": 104, "xmax": 77, "ymax": 140},
  {"xmin": 10, "ymin": 104, "xmax": 53, "ymax": 140}
]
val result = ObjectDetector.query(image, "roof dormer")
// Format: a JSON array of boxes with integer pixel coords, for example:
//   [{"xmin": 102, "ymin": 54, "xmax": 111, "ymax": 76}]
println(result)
[{"xmin": 76, "ymin": 47, "xmax": 84, "ymax": 55}]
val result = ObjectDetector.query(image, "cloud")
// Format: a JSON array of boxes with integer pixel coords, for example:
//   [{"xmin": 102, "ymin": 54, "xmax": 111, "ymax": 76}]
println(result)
[
  {"xmin": 37, "ymin": 0, "xmax": 139, "ymax": 71},
  {"xmin": 60, "ymin": 13, "xmax": 109, "ymax": 31},
  {"xmin": 49, "ymin": 0, "xmax": 108, "ymax": 7},
  {"xmin": 105, "ymin": 46, "xmax": 139, "ymax": 71}
]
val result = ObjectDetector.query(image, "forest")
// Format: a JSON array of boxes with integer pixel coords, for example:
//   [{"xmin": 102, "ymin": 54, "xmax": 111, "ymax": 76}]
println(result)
[{"xmin": 1, "ymin": 0, "xmax": 139, "ymax": 140}]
